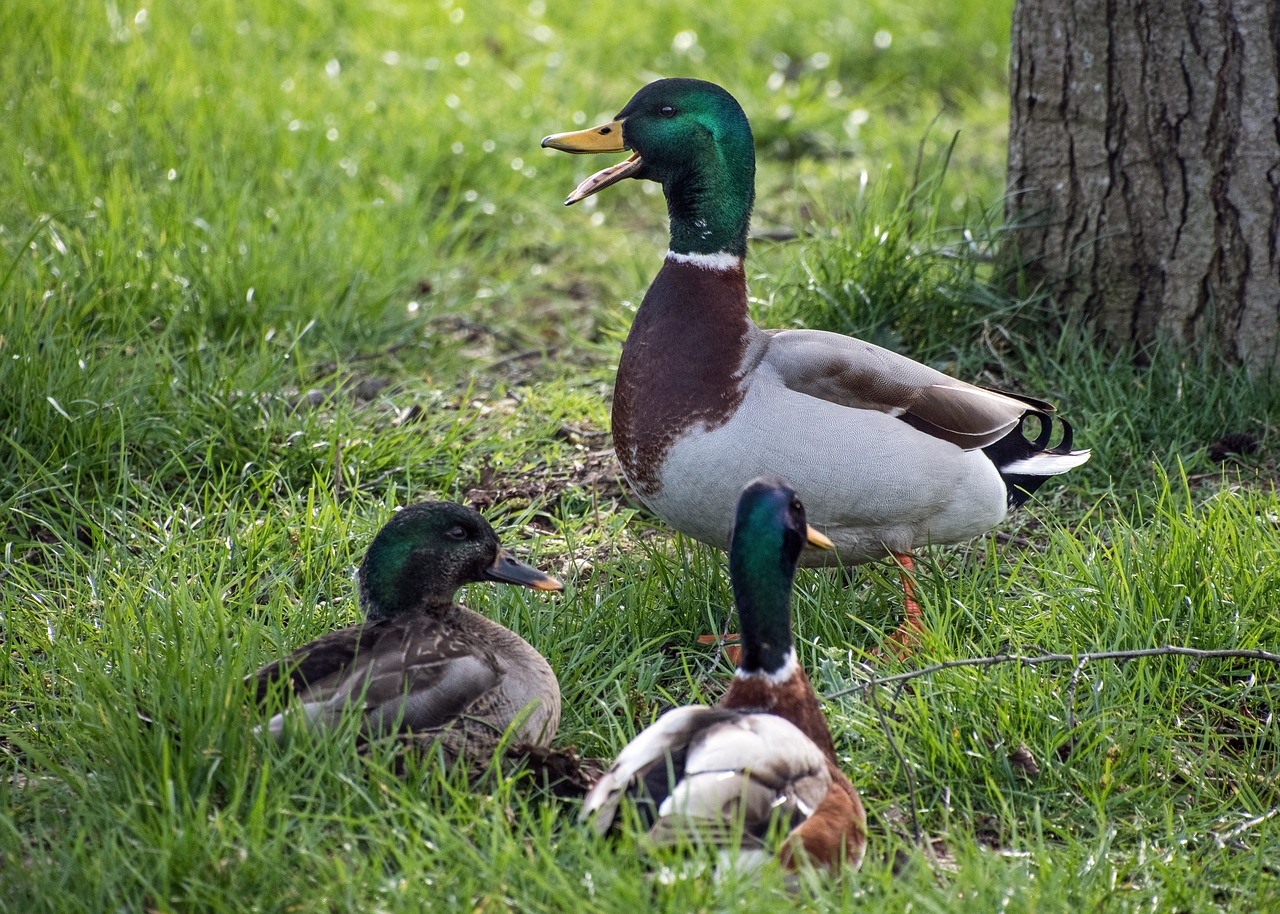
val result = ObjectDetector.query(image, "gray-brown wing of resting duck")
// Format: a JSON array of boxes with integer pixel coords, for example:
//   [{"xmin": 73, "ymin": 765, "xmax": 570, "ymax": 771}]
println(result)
[{"xmin": 251, "ymin": 501, "xmax": 562, "ymax": 750}]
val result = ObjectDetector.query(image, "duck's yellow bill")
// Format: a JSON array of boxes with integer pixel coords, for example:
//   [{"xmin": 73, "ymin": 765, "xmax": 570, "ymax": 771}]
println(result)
[
  {"xmin": 805, "ymin": 525, "xmax": 835, "ymax": 550},
  {"xmin": 541, "ymin": 120, "xmax": 642, "ymax": 204},
  {"xmin": 540, "ymin": 120, "xmax": 626, "ymax": 153},
  {"xmin": 485, "ymin": 549, "xmax": 564, "ymax": 591}
]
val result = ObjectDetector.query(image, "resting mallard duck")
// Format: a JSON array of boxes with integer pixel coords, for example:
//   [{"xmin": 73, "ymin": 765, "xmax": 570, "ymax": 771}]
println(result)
[
  {"xmin": 543, "ymin": 78, "xmax": 1089, "ymax": 649},
  {"xmin": 581, "ymin": 478, "xmax": 867, "ymax": 873},
  {"xmin": 251, "ymin": 502, "xmax": 562, "ymax": 750}
]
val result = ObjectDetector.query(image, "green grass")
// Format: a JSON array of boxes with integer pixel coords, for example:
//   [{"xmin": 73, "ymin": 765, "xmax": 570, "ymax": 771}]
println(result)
[{"xmin": 3, "ymin": 0, "xmax": 1279, "ymax": 911}]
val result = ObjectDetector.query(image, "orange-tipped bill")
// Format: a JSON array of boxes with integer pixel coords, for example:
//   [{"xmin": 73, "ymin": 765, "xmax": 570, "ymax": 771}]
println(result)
[
  {"xmin": 485, "ymin": 549, "xmax": 563, "ymax": 591},
  {"xmin": 541, "ymin": 120, "xmax": 642, "ymax": 204},
  {"xmin": 806, "ymin": 525, "xmax": 835, "ymax": 550}
]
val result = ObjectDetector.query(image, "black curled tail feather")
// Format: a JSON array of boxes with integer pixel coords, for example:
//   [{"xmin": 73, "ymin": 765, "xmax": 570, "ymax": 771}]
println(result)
[
  {"xmin": 621, "ymin": 744, "xmax": 690, "ymax": 833},
  {"xmin": 983, "ymin": 411, "xmax": 1085, "ymax": 509}
]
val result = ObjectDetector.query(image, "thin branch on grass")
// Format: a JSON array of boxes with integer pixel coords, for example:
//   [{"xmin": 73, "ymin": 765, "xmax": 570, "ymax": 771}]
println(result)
[
  {"xmin": 489, "ymin": 346, "xmax": 561, "ymax": 371},
  {"xmin": 827, "ymin": 645, "xmax": 1280, "ymax": 700},
  {"xmin": 830, "ymin": 645, "xmax": 1280, "ymax": 850},
  {"xmin": 1215, "ymin": 806, "xmax": 1280, "ymax": 847}
]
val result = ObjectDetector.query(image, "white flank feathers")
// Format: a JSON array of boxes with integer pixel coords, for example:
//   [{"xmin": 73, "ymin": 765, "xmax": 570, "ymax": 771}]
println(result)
[{"xmin": 1001, "ymin": 449, "xmax": 1092, "ymax": 477}]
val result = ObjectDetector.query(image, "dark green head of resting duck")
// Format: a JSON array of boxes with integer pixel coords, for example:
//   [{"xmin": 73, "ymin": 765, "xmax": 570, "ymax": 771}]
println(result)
[{"xmin": 358, "ymin": 502, "xmax": 561, "ymax": 620}]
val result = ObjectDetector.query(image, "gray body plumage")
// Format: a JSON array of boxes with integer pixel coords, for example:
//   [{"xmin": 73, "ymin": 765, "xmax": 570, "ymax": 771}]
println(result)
[{"xmin": 643, "ymin": 321, "xmax": 1086, "ymax": 564}]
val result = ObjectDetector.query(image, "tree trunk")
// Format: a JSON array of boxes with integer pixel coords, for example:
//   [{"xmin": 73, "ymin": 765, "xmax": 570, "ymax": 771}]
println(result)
[{"xmin": 1006, "ymin": 0, "xmax": 1280, "ymax": 374}]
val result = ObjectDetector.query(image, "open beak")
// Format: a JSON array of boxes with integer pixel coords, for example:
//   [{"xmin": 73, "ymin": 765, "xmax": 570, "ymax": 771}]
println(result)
[
  {"xmin": 541, "ymin": 119, "xmax": 643, "ymax": 205},
  {"xmin": 805, "ymin": 525, "xmax": 835, "ymax": 551},
  {"xmin": 484, "ymin": 548, "xmax": 563, "ymax": 591}
]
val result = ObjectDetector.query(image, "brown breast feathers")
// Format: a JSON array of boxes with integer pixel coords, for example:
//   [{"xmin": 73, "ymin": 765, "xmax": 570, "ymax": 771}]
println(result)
[{"xmin": 611, "ymin": 258, "xmax": 753, "ymax": 495}]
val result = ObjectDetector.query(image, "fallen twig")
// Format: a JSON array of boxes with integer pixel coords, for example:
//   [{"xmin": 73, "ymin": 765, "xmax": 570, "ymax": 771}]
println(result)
[
  {"xmin": 827, "ymin": 645, "xmax": 1280, "ymax": 700},
  {"xmin": 1215, "ymin": 806, "xmax": 1280, "ymax": 848},
  {"xmin": 830, "ymin": 644, "xmax": 1280, "ymax": 853}
]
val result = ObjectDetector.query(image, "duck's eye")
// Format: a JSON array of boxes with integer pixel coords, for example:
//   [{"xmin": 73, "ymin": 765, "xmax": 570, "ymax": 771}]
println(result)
[
  {"xmin": 660, "ymin": 105, "xmax": 676, "ymax": 118},
  {"xmin": 444, "ymin": 525, "xmax": 468, "ymax": 540},
  {"xmin": 791, "ymin": 497, "xmax": 803, "ymax": 513}
]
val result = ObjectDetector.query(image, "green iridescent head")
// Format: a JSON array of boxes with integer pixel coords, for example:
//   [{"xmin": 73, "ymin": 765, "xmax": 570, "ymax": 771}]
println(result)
[
  {"xmin": 357, "ymin": 502, "xmax": 561, "ymax": 620},
  {"xmin": 543, "ymin": 78, "xmax": 756, "ymax": 257}
]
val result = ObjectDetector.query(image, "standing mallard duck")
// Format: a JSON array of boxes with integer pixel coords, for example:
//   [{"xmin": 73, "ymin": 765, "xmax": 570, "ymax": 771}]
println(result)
[
  {"xmin": 251, "ymin": 502, "xmax": 562, "ymax": 750},
  {"xmin": 581, "ymin": 478, "xmax": 867, "ymax": 873},
  {"xmin": 543, "ymin": 78, "xmax": 1089, "ymax": 649}
]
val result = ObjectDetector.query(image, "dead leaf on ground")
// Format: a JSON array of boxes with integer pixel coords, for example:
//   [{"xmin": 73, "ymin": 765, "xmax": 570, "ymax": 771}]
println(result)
[{"xmin": 1009, "ymin": 743, "xmax": 1040, "ymax": 779}]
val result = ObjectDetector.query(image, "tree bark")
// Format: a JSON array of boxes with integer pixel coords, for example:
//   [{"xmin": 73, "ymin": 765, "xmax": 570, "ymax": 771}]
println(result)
[{"xmin": 1007, "ymin": 0, "xmax": 1280, "ymax": 374}]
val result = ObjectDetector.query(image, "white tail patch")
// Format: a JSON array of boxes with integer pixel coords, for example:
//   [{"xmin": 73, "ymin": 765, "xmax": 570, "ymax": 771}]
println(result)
[{"xmin": 1001, "ymin": 449, "xmax": 1091, "ymax": 477}]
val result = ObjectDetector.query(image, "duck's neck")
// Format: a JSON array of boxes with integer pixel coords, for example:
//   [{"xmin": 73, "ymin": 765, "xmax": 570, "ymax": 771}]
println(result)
[
  {"xmin": 726, "ymin": 616, "xmax": 838, "ymax": 758},
  {"xmin": 362, "ymin": 595, "xmax": 454, "ymax": 621},
  {"xmin": 722, "ymin": 663, "xmax": 836, "ymax": 760},
  {"xmin": 662, "ymin": 159, "xmax": 754, "ymax": 258},
  {"xmin": 719, "ymin": 523, "xmax": 839, "ymax": 759},
  {"xmin": 730, "ymin": 539, "xmax": 797, "ymax": 678},
  {"xmin": 359, "ymin": 559, "xmax": 456, "ymax": 621}
]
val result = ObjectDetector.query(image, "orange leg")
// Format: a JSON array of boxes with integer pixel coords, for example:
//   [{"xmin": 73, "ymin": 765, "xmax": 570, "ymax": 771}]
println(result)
[
  {"xmin": 696, "ymin": 632, "xmax": 743, "ymax": 666},
  {"xmin": 882, "ymin": 552, "xmax": 924, "ymax": 657}
]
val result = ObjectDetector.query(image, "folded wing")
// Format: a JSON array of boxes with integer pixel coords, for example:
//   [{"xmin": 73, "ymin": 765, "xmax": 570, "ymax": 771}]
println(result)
[
  {"xmin": 253, "ymin": 618, "xmax": 501, "ymax": 739},
  {"xmin": 765, "ymin": 328, "xmax": 1053, "ymax": 449}
]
